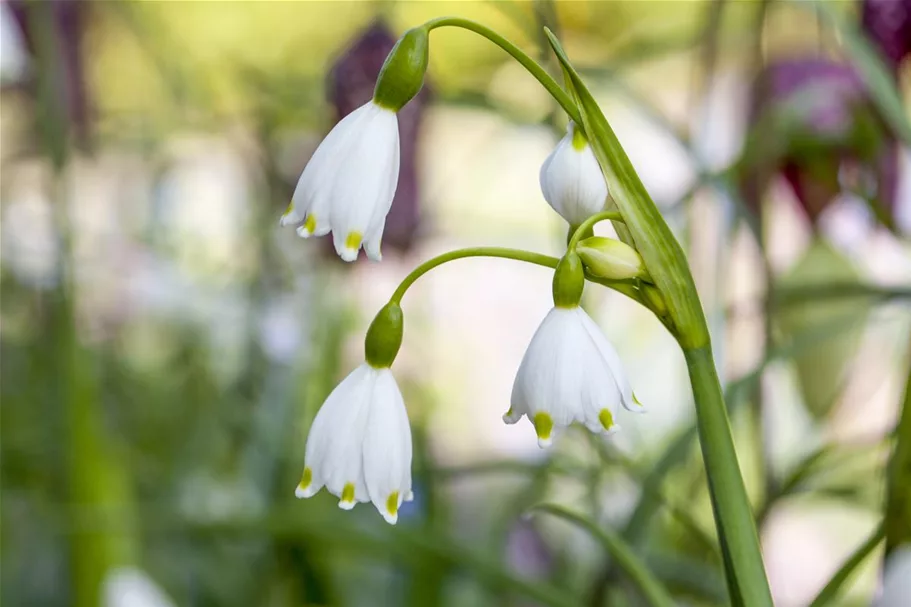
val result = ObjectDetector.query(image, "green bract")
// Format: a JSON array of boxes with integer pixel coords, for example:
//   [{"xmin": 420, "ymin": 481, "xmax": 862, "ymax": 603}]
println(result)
[
  {"xmin": 364, "ymin": 302, "xmax": 404, "ymax": 368},
  {"xmin": 373, "ymin": 27, "xmax": 430, "ymax": 112},
  {"xmin": 576, "ymin": 236, "xmax": 649, "ymax": 281},
  {"xmin": 552, "ymin": 252, "xmax": 584, "ymax": 308}
]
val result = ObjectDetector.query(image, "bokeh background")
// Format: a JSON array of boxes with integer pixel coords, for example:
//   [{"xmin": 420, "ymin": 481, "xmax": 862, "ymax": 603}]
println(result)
[{"xmin": 2, "ymin": 1, "xmax": 910, "ymax": 606}]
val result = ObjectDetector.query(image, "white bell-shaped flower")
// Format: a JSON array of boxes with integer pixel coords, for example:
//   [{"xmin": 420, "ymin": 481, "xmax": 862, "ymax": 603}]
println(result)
[
  {"xmin": 539, "ymin": 122, "xmax": 608, "ymax": 226},
  {"xmin": 295, "ymin": 363, "xmax": 412, "ymax": 524},
  {"xmin": 505, "ymin": 306, "xmax": 642, "ymax": 447},
  {"xmin": 281, "ymin": 100, "xmax": 400, "ymax": 262}
]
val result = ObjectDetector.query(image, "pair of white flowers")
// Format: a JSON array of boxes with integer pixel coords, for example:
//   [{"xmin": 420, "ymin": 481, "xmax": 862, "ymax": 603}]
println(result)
[
  {"xmin": 291, "ymin": 99, "xmax": 640, "ymax": 524},
  {"xmin": 281, "ymin": 102, "xmax": 605, "ymax": 261}
]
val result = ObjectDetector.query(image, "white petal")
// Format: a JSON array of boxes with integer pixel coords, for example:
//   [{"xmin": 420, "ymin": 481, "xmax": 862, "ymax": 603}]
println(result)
[
  {"xmin": 364, "ymin": 222, "xmax": 385, "ymax": 262},
  {"xmin": 538, "ymin": 140, "xmax": 561, "ymax": 215},
  {"xmin": 328, "ymin": 104, "xmax": 400, "ymax": 261},
  {"xmin": 301, "ymin": 364, "xmax": 374, "ymax": 506},
  {"xmin": 332, "ymin": 229, "xmax": 361, "ymax": 263},
  {"xmin": 510, "ymin": 308, "xmax": 587, "ymax": 446},
  {"xmin": 539, "ymin": 122, "xmax": 608, "ymax": 226},
  {"xmin": 509, "ymin": 307, "xmax": 629, "ymax": 446},
  {"xmin": 362, "ymin": 369, "xmax": 412, "ymax": 524},
  {"xmin": 286, "ymin": 103, "xmax": 373, "ymax": 230},
  {"xmin": 577, "ymin": 310, "xmax": 641, "ymax": 412}
]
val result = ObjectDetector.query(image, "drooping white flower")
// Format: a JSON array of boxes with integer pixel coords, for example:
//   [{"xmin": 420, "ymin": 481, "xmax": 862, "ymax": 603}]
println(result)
[
  {"xmin": 295, "ymin": 363, "xmax": 412, "ymax": 524},
  {"xmin": 539, "ymin": 122, "xmax": 608, "ymax": 226},
  {"xmin": 874, "ymin": 546, "xmax": 911, "ymax": 607},
  {"xmin": 505, "ymin": 306, "xmax": 642, "ymax": 447},
  {"xmin": 281, "ymin": 100, "xmax": 400, "ymax": 262}
]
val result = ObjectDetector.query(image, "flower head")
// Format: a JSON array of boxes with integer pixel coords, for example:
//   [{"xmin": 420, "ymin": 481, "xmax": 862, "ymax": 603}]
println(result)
[
  {"xmin": 329, "ymin": 21, "xmax": 431, "ymax": 254},
  {"xmin": 281, "ymin": 101, "xmax": 400, "ymax": 262},
  {"xmin": 505, "ymin": 306, "xmax": 642, "ymax": 448},
  {"xmin": 295, "ymin": 363, "xmax": 412, "ymax": 524},
  {"xmin": 539, "ymin": 122, "xmax": 608, "ymax": 226}
]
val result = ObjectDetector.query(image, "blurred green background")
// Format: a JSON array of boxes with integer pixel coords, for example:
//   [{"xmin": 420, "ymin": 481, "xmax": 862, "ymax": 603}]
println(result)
[{"xmin": 2, "ymin": 1, "xmax": 910, "ymax": 606}]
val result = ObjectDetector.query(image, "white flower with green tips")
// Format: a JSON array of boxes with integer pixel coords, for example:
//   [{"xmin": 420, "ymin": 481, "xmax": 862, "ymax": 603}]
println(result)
[
  {"xmin": 295, "ymin": 362, "xmax": 413, "ymax": 524},
  {"xmin": 280, "ymin": 100, "xmax": 400, "ymax": 262},
  {"xmin": 505, "ymin": 306, "xmax": 642, "ymax": 447},
  {"xmin": 539, "ymin": 122, "xmax": 608, "ymax": 226}
]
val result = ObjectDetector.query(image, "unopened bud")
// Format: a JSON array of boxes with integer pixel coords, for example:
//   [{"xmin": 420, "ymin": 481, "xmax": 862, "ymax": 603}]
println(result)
[
  {"xmin": 576, "ymin": 236, "xmax": 649, "ymax": 281},
  {"xmin": 373, "ymin": 27, "xmax": 429, "ymax": 112}
]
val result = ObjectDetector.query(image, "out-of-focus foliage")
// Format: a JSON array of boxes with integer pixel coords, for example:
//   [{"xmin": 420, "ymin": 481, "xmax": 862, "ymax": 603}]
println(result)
[
  {"xmin": 2, "ymin": 1, "xmax": 909, "ymax": 606},
  {"xmin": 775, "ymin": 239, "xmax": 870, "ymax": 419}
]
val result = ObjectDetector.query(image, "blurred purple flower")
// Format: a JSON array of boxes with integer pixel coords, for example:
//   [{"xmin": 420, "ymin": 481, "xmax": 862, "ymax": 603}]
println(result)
[
  {"xmin": 740, "ymin": 58, "xmax": 900, "ymax": 225},
  {"xmin": 862, "ymin": 0, "xmax": 911, "ymax": 70},
  {"xmin": 739, "ymin": 1, "xmax": 909, "ymax": 228},
  {"xmin": 327, "ymin": 20, "xmax": 430, "ymax": 254}
]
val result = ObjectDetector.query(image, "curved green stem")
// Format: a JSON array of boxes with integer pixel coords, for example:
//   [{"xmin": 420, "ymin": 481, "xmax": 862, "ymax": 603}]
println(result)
[
  {"xmin": 567, "ymin": 210, "xmax": 624, "ymax": 250},
  {"xmin": 423, "ymin": 17, "xmax": 581, "ymax": 124},
  {"xmin": 390, "ymin": 247, "xmax": 560, "ymax": 304},
  {"xmin": 532, "ymin": 504, "xmax": 676, "ymax": 607}
]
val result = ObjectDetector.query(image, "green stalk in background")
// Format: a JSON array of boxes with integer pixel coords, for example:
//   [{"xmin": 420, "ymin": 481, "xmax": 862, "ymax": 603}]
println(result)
[
  {"xmin": 543, "ymin": 27, "xmax": 773, "ymax": 606},
  {"xmin": 885, "ymin": 358, "xmax": 911, "ymax": 555},
  {"xmin": 26, "ymin": 2, "xmax": 140, "ymax": 604}
]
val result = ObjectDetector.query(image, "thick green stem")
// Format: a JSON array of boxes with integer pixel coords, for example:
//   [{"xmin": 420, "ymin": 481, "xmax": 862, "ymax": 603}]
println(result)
[
  {"xmin": 423, "ymin": 17, "xmax": 581, "ymax": 124},
  {"xmin": 685, "ymin": 345, "xmax": 772, "ymax": 606}
]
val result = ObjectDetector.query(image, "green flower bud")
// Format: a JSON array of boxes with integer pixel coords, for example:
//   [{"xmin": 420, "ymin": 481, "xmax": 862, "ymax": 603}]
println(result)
[
  {"xmin": 552, "ymin": 252, "xmax": 584, "ymax": 308},
  {"xmin": 576, "ymin": 236, "xmax": 649, "ymax": 281},
  {"xmin": 373, "ymin": 27, "xmax": 429, "ymax": 112},
  {"xmin": 365, "ymin": 302, "xmax": 404, "ymax": 368}
]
